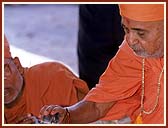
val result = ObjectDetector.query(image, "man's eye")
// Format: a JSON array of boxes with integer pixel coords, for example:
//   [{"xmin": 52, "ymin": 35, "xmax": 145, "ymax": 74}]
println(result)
[
  {"xmin": 137, "ymin": 32, "xmax": 145, "ymax": 37},
  {"xmin": 123, "ymin": 27, "xmax": 129, "ymax": 34},
  {"xmin": 122, "ymin": 24, "xmax": 129, "ymax": 34},
  {"xmin": 4, "ymin": 65, "xmax": 11, "ymax": 75}
]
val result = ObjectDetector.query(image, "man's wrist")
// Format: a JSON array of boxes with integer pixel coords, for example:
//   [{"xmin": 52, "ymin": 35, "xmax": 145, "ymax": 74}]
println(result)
[{"xmin": 62, "ymin": 107, "xmax": 71, "ymax": 123}]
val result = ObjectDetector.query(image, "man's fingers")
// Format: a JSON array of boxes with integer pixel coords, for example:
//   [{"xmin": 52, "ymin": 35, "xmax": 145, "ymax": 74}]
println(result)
[
  {"xmin": 51, "ymin": 107, "xmax": 67, "ymax": 123},
  {"xmin": 51, "ymin": 106, "xmax": 64, "ymax": 115},
  {"xmin": 44, "ymin": 105, "xmax": 56, "ymax": 115},
  {"xmin": 15, "ymin": 113, "xmax": 31, "ymax": 123},
  {"xmin": 38, "ymin": 105, "xmax": 66, "ymax": 123},
  {"xmin": 39, "ymin": 105, "xmax": 48, "ymax": 115},
  {"xmin": 19, "ymin": 117, "xmax": 36, "ymax": 124},
  {"xmin": 39, "ymin": 105, "xmax": 59, "ymax": 119},
  {"xmin": 15, "ymin": 114, "xmax": 37, "ymax": 124}
]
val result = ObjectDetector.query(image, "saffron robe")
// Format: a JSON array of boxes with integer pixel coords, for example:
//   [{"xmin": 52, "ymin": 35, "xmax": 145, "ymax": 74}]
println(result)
[
  {"xmin": 5, "ymin": 62, "xmax": 89, "ymax": 123},
  {"xmin": 84, "ymin": 40, "xmax": 164, "ymax": 124}
]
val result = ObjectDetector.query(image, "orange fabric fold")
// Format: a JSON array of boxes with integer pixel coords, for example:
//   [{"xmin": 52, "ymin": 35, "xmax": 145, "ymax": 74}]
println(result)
[
  {"xmin": 119, "ymin": 4, "xmax": 164, "ymax": 21},
  {"xmin": 24, "ymin": 62, "xmax": 89, "ymax": 116},
  {"xmin": 84, "ymin": 40, "xmax": 164, "ymax": 124}
]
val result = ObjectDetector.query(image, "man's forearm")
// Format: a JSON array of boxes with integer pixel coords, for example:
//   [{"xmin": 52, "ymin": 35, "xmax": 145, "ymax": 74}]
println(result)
[{"xmin": 67, "ymin": 100, "xmax": 115, "ymax": 124}]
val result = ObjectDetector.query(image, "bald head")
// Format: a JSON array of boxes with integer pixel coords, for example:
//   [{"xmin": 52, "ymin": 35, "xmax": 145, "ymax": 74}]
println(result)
[{"xmin": 4, "ymin": 35, "xmax": 12, "ymax": 58}]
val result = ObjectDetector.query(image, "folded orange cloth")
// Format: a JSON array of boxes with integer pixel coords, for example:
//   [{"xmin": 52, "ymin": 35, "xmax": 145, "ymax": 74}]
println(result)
[{"xmin": 119, "ymin": 4, "xmax": 164, "ymax": 21}]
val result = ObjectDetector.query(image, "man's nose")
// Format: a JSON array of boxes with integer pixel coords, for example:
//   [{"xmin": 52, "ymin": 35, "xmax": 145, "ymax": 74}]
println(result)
[{"xmin": 126, "ymin": 32, "xmax": 139, "ymax": 46}]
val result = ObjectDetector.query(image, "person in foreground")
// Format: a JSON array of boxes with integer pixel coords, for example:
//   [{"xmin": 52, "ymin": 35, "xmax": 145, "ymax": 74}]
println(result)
[
  {"xmin": 4, "ymin": 36, "xmax": 89, "ymax": 124},
  {"xmin": 39, "ymin": 4, "xmax": 164, "ymax": 124}
]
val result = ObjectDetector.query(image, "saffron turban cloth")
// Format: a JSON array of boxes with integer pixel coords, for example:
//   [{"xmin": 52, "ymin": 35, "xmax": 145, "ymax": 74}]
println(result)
[
  {"xmin": 119, "ymin": 4, "xmax": 164, "ymax": 21},
  {"xmin": 4, "ymin": 35, "xmax": 11, "ymax": 58}
]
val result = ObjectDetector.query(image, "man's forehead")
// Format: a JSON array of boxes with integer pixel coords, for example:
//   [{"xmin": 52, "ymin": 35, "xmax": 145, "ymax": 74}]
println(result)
[
  {"xmin": 121, "ymin": 17, "xmax": 160, "ymax": 30},
  {"xmin": 122, "ymin": 17, "xmax": 146, "ymax": 24},
  {"xmin": 122, "ymin": 16, "xmax": 163, "ymax": 25}
]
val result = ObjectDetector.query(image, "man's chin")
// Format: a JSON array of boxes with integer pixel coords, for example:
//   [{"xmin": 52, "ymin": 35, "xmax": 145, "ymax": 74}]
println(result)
[
  {"xmin": 5, "ymin": 99, "xmax": 15, "ymax": 105},
  {"xmin": 135, "ymin": 52, "xmax": 163, "ymax": 58},
  {"xmin": 4, "ymin": 96, "xmax": 17, "ymax": 107},
  {"xmin": 133, "ymin": 51, "xmax": 146, "ymax": 58},
  {"xmin": 134, "ymin": 51, "xmax": 151, "ymax": 58}
]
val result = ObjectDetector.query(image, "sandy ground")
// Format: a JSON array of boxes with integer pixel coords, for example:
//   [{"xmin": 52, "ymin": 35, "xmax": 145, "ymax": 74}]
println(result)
[{"xmin": 4, "ymin": 4, "xmax": 79, "ymax": 74}]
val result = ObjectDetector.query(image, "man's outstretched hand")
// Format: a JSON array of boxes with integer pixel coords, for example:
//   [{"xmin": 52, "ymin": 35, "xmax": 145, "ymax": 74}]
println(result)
[
  {"xmin": 38, "ymin": 105, "xmax": 68, "ymax": 124},
  {"xmin": 14, "ymin": 113, "xmax": 38, "ymax": 124}
]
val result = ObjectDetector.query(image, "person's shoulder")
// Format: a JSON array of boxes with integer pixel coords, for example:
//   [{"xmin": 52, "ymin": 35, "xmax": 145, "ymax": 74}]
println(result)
[
  {"xmin": 107, "ymin": 39, "xmax": 142, "ymax": 69},
  {"xmin": 29, "ymin": 61, "xmax": 70, "ymax": 72},
  {"xmin": 26, "ymin": 61, "xmax": 76, "ymax": 78}
]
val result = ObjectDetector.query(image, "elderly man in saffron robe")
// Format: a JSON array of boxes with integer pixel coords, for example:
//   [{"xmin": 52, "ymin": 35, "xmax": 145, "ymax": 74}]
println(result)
[
  {"xmin": 39, "ymin": 4, "xmax": 164, "ymax": 124},
  {"xmin": 4, "ymin": 35, "xmax": 89, "ymax": 124}
]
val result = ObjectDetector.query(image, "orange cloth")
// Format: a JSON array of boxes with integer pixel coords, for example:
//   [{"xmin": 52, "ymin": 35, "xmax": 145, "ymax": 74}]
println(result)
[
  {"xmin": 84, "ymin": 40, "xmax": 164, "ymax": 124},
  {"xmin": 5, "ymin": 62, "xmax": 89, "ymax": 123},
  {"xmin": 119, "ymin": 4, "xmax": 164, "ymax": 21},
  {"xmin": 4, "ymin": 35, "xmax": 11, "ymax": 58}
]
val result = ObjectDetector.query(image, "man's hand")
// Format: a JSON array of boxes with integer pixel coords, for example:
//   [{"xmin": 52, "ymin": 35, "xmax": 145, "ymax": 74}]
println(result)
[
  {"xmin": 14, "ymin": 113, "xmax": 38, "ymax": 124},
  {"xmin": 38, "ymin": 105, "xmax": 67, "ymax": 124}
]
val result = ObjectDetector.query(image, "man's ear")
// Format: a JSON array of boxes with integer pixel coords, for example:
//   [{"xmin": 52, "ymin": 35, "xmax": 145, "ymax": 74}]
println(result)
[{"xmin": 13, "ymin": 57, "xmax": 24, "ymax": 75}]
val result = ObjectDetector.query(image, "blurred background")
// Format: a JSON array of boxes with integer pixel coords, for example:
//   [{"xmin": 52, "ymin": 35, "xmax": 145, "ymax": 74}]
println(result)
[{"xmin": 4, "ymin": 4, "xmax": 79, "ymax": 74}]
